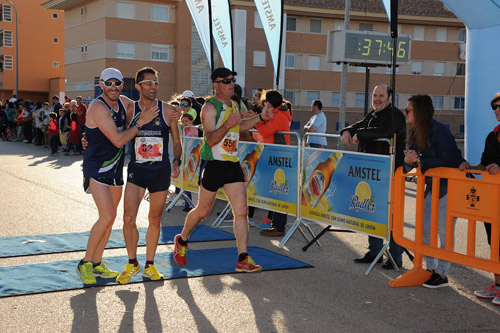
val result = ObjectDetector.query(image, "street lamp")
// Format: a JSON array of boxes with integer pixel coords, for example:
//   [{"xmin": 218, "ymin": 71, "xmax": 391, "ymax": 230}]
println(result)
[{"xmin": 5, "ymin": 0, "xmax": 18, "ymax": 98}]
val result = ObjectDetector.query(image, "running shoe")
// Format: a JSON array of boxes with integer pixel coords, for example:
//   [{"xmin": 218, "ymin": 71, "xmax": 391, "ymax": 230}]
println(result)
[
  {"xmin": 116, "ymin": 263, "xmax": 140, "ymax": 284},
  {"xmin": 236, "ymin": 255, "xmax": 263, "ymax": 273},
  {"xmin": 173, "ymin": 234, "xmax": 187, "ymax": 266},
  {"xmin": 142, "ymin": 264, "xmax": 164, "ymax": 281},
  {"xmin": 248, "ymin": 218, "xmax": 255, "ymax": 227},
  {"xmin": 93, "ymin": 262, "xmax": 119, "ymax": 278},
  {"xmin": 474, "ymin": 284, "xmax": 500, "ymax": 299},
  {"xmin": 77, "ymin": 261, "xmax": 96, "ymax": 284},
  {"xmin": 257, "ymin": 217, "xmax": 272, "ymax": 230}
]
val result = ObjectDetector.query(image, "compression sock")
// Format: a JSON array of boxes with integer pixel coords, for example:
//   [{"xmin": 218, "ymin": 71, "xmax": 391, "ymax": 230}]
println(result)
[{"xmin": 238, "ymin": 252, "xmax": 248, "ymax": 262}]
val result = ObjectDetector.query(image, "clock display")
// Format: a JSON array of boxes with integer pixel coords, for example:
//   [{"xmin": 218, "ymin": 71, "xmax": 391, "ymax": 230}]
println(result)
[{"xmin": 327, "ymin": 30, "xmax": 411, "ymax": 65}]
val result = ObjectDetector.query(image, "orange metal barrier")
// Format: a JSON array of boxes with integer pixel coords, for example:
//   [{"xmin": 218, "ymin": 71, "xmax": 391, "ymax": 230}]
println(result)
[{"xmin": 390, "ymin": 166, "xmax": 500, "ymax": 287}]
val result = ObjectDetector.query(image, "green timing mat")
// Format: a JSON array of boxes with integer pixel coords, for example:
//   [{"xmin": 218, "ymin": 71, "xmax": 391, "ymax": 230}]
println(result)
[
  {"xmin": 0, "ymin": 246, "xmax": 312, "ymax": 297},
  {"xmin": 0, "ymin": 225, "xmax": 235, "ymax": 258}
]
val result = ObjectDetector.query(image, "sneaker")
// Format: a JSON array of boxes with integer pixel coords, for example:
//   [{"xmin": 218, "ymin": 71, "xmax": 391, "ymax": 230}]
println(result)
[
  {"xmin": 93, "ymin": 262, "xmax": 119, "ymax": 278},
  {"xmin": 493, "ymin": 292, "xmax": 500, "ymax": 306},
  {"xmin": 474, "ymin": 284, "xmax": 500, "ymax": 299},
  {"xmin": 248, "ymin": 218, "xmax": 255, "ymax": 227},
  {"xmin": 236, "ymin": 255, "xmax": 262, "ymax": 273},
  {"xmin": 116, "ymin": 263, "xmax": 141, "ymax": 284},
  {"xmin": 422, "ymin": 273, "xmax": 449, "ymax": 288},
  {"xmin": 173, "ymin": 234, "xmax": 187, "ymax": 266},
  {"xmin": 142, "ymin": 264, "xmax": 164, "ymax": 281},
  {"xmin": 76, "ymin": 261, "xmax": 96, "ymax": 284},
  {"xmin": 257, "ymin": 217, "xmax": 272, "ymax": 230}
]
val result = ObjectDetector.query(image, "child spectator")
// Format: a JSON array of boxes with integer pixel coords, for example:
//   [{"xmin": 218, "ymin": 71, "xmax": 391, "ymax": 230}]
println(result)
[
  {"xmin": 59, "ymin": 103, "xmax": 70, "ymax": 152},
  {"xmin": 68, "ymin": 112, "xmax": 81, "ymax": 155},
  {"xmin": 47, "ymin": 112, "xmax": 59, "ymax": 154}
]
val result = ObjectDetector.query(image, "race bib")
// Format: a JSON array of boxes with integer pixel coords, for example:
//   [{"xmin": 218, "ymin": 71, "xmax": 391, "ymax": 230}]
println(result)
[
  {"xmin": 218, "ymin": 132, "xmax": 238, "ymax": 156},
  {"xmin": 135, "ymin": 137, "xmax": 163, "ymax": 162}
]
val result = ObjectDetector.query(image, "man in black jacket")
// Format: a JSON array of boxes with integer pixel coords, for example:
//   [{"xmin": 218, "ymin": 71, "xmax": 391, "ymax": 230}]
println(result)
[{"xmin": 340, "ymin": 84, "xmax": 406, "ymax": 269}]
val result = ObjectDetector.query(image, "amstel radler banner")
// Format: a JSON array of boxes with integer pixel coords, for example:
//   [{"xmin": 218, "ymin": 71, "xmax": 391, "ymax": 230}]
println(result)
[{"xmin": 301, "ymin": 148, "xmax": 391, "ymax": 239}]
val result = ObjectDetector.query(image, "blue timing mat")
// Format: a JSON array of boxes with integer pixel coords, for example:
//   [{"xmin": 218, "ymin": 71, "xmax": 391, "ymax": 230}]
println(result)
[
  {"xmin": 0, "ymin": 246, "xmax": 312, "ymax": 297},
  {"xmin": 0, "ymin": 226, "xmax": 235, "ymax": 258}
]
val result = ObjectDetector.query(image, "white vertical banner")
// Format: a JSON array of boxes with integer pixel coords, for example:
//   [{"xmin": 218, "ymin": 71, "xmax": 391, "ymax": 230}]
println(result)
[
  {"xmin": 211, "ymin": 0, "xmax": 233, "ymax": 70},
  {"xmin": 254, "ymin": 0, "xmax": 284, "ymax": 86},
  {"xmin": 186, "ymin": 0, "xmax": 212, "ymax": 68}
]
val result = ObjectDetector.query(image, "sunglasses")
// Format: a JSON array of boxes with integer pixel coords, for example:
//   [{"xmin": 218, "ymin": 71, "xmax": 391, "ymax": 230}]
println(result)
[
  {"xmin": 492, "ymin": 103, "xmax": 500, "ymax": 111},
  {"xmin": 179, "ymin": 103, "xmax": 190, "ymax": 108},
  {"xmin": 215, "ymin": 77, "xmax": 236, "ymax": 84},
  {"xmin": 102, "ymin": 80, "xmax": 123, "ymax": 87},
  {"xmin": 138, "ymin": 80, "xmax": 159, "ymax": 87}
]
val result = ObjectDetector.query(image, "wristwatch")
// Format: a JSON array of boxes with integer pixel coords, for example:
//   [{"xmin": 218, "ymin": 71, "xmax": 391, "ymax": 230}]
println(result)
[
  {"xmin": 173, "ymin": 157, "xmax": 182, "ymax": 165},
  {"xmin": 130, "ymin": 122, "xmax": 141, "ymax": 130}
]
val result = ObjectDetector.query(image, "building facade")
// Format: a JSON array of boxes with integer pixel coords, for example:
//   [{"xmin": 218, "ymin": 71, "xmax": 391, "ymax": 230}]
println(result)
[
  {"xmin": 43, "ymin": 0, "xmax": 465, "ymax": 136},
  {"xmin": 0, "ymin": 0, "xmax": 65, "ymax": 103}
]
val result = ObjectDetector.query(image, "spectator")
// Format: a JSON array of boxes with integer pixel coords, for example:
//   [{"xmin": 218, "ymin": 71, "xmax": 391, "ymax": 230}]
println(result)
[
  {"xmin": 76, "ymin": 96, "xmax": 87, "ymax": 136},
  {"xmin": 304, "ymin": 99, "xmax": 327, "ymax": 148},
  {"xmin": 47, "ymin": 112, "xmax": 59, "ymax": 154},
  {"xmin": 6, "ymin": 102, "xmax": 16, "ymax": 141},
  {"xmin": 181, "ymin": 90, "xmax": 202, "ymax": 126},
  {"xmin": 33, "ymin": 102, "xmax": 44, "ymax": 146},
  {"xmin": 42, "ymin": 102, "xmax": 51, "ymax": 148},
  {"xmin": 404, "ymin": 94, "xmax": 466, "ymax": 288},
  {"xmin": 59, "ymin": 103, "xmax": 70, "ymax": 152},
  {"xmin": 52, "ymin": 95, "xmax": 62, "ymax": 114},
  {"xmin": 341, "ymin": 84, "xmax": 406, "ymax": 269},
  {"xmin": 460, "ymin": 92, "xmax": 500, "ymax": 303},
  {"xmin": 68, "ymin": 112, "xmax": 81, "ymax": 155},
  {"xmin": 254, "ymin": 89, "xmax": 292, "ymax": 237},
  {"xmin": 0, "ymin": 104, "xmax": 7, "ymax": 141}
]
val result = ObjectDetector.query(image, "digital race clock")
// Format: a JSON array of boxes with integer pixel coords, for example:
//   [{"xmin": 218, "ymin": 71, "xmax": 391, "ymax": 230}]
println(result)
[{"xmin": 327, "ymin": 29, "xmax": 411, "ymax": 65}]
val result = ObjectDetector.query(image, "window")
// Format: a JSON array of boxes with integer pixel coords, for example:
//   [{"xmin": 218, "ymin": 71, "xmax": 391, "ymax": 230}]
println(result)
[
  {"xmin": 454, "ymin": 96, "xmax": 465, "ymax": 109},
  {"xmin": 81, "ymin": 6, "xmax": 87, "ymax": 16},
  {"xmin": 2, "ymin": 5, "xmax": 12, "ymax": 22},
  {"xmin": 53, "ymin": 61, "xmax": 60, "ymax": 68},
  {"xmin": 310, "ymin": 19, "xmax": 321, "ymax": 33},
  {"xmin": 307, "ymin": 91, "xmax": 319, "ymax": 105},
  {"xmin": 459, "ymin": 28, "xmax": 466, "ymax": 42},
  {"xmin": 456, "ymin": 63, "xmax": 465, "ymax": 76},
  {"xmin": 116, "ymin": 1, "xmax": 134, "ymax": 19},
  {"xmin": 151, "ymin": 44, "xmax": 169, "ymax": 61},
  {"xmin": 253, "ymin": 50, "xmax": 266, "ymax": 67},
  {"xmin": 52, "ymin": 13, "xmax": 58, "ymax": 19},
  {"xmin": 287, "ymin": 17, "xmax": 296, "ymax": 32},
  {"xmin": 411, "ymin": 61, "xmax": 422, "ymax": 75},
  {"xmin": 53, "ymin": 37, "xmax": 59, "ymax": 44},
  {"xmin": 359, "ymin": 23, "xmax": 373, "ymax": 31},
  {"xmin": 332, "ymin": 92, "xmax": 340, "ymax": 107},
  {"xmin": 355, "ymin": 93, "xmax": 365, "ymax": 107},
  {"xmin": 152, "ymin": 5, "xmax": 169, "ymax": 22},
  {"xmin": 284, "ymin": 90, "xmax": 295, "ymax": 105},
  {"xmin": 413, "ymin": 26, "xmax": 424, "ymax": 41},
  {"xmin": 4, "ymin": 55, "xmax": 13, "ymax": 70},
  {"xmin": 116, "ymin": 42, "xmax": 134, "ymax": 59},
  {"xmin": 81, "ymin": 45, "xmax": 88, "ymax": 54},
  {"xmin": 308, "ymin": 55, "xmax": 320, "ymax": 70},
  {"xmin": 436, "ymin": 27, "xmax": 447, "ymax": 42},
  {"xmin": 432, "ymin": 96, "xmax": 443, "ymax": 110},
  {"xmin": 3, "ymin": 30, "xmax": 12, "ymax": 47},
  {"xmin": 285, "ymin": 54, "xmax": 295, "ymax": 68},
  {"xmin": 434, "ymin": 62, "xmax": 444, "ymax": 76},
  {"xmin": 254, "ymin": 11, "xmax": 262, "ymax": 29}
]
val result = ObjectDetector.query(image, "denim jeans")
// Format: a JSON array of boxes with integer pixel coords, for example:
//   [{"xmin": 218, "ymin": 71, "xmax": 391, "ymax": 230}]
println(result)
[
  {"xmin": 368, "ymin": 233, "xmax": 403, "ymax": 263},
  {"xmin": 423, "ymin": 193, "xmax": 455, "ymax": 276}
]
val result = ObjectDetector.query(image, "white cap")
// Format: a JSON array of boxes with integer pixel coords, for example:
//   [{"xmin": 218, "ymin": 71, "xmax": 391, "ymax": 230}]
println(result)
[
  {"xmin": 100, "ymin": 68, "xmax": 123, "ymax": 82},
  {"xmin": 181, "ymin": 90, "xmax": 195, "ymax": 98}
]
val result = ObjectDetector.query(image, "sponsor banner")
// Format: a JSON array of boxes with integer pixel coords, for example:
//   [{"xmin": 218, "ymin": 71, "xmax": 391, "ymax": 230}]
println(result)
[
  {"xmin": 186, "ymin": 0, "xmax": 212, "ymax": 68},
  {"xmin": 211, "ymin": 0, "xmax": 233, "ymax": 69},
  {"xmin": 242, "ymin": 142, "xmax": 297, "ymax": 215},
  {"xmin": 182, "ymin": 137, "xmax": 203, "ymax": 193},
  {"xmin": 254, "ymin": 0, "xmax": 283, "ymax": 79},
  {"xmin": 301, "ymin": 149, "xmax": 391, "ymax": 239}
]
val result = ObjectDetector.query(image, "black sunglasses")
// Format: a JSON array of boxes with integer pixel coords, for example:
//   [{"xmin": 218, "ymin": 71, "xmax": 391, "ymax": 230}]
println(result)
[
  {"xmin": 102, "ymin": 80, "xmax": 123, "ymax": 87},
  {"xmin": 215, "ymin": 77, "xmax": 236, "ymax": 84},
  {"xmin": 492, "ymin": 103, "xmax": 500, "ymax": 111}
]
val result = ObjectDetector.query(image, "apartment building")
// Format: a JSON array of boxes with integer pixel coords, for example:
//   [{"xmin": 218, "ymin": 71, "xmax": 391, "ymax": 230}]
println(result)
[
  {"xmin": 0, "ymin": 0, "xmax": 64, "ymax": 103},
  {"xmin": 43, "ymin": 0, "xmax": 465, "ymax": 136}
]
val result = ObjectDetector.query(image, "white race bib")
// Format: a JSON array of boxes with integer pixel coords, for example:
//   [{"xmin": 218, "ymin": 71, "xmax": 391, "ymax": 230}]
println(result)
[
  {"xmin": 217, "ymin": 132, "xmax": 238, "ymax": 157},
  {"xmin": 135, "ymin": 137, "xmax": 163, "ymax": 162}
]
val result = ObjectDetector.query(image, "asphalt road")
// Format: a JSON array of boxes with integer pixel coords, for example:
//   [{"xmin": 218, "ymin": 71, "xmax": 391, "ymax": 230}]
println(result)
[{"xmin": 0, "ymin": 140, "xmax": 499, "ymax": 332}]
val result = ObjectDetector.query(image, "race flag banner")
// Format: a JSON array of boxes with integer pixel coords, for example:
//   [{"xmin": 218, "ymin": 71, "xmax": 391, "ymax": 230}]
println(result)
[
  {"xmin": 254, "ymin": 0, "xmax": 284, "ymax": 81},
  {"xmin": 301, "ymin": 149, "xmax": 391, "ymax": 239},
  {"xmin": 186, "ymin": 0, "xmax": 212, "ymax": 68},
  {"xmin": 211, "ymin": 0, "xmax": 233, "ymax": 69},
  {"xmin": 241, "ymin": 142, "xmax": 297, "ymax": 215}
]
